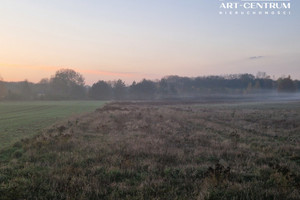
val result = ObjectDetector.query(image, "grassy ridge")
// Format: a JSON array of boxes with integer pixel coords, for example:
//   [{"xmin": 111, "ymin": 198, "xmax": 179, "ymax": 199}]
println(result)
[
  {"xmin": 1, "ymin": 101, "xmax": 300, "ymax": 199},
  {"xmin": 0, "ymin": 101, "xmax": 106, "ymax": 149}
]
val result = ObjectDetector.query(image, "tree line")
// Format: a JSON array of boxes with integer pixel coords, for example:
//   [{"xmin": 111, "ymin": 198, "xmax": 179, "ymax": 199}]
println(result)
[{"xmin": 0, "ymin": 69, "xmax": 299, "ymax": 101}]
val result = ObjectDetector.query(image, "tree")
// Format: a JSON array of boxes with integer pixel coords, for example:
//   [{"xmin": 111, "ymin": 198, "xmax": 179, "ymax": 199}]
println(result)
[
  {"xmin": 89, "ymin": 80, "xmax": 112, "ymax": 100},
  {"xmin": 159, "ymin": 76, "xmax": 178, "ymax": 96},
  {"xmin": 50, "ymin": 69, "xmax": 86, "ymax": 99},
  {"xmin": 256, "ymin": 71, "xmax": 269, "ymax": 79},
  {"xmin": 296, "ymin": 80, "xmax": 300, "ymax": 92},
  {"xmin": 254, "ymin": 80, "xmax": 261, "ymax": 90},
  {"xmin": 277, "ymin": 76, "xmax": 297, "ymax": 93},
  {"xmin": 130, "ymin": 79, "xmax": 157, "ymax": 99},
  {"xmin": 52, "ymin": 69, "xmax": 85, "ymax": 86},
  {"xmin": 36, "ymin": 78, "xmax": 50, "ymax": 99},
  {"xmin": 113, "ymin": 79, "xmax": 126, "ymax": 100},
  {"xmin": 20, "ymin": 80, "xmax": 33, "ymax": 100},
  {"xmin": 240, "ymin": 74, "xmax": 255, "ymax": 89},
  {"xmin": 0, "ymin": 76, "xmax": 7, "ymax": 100}
]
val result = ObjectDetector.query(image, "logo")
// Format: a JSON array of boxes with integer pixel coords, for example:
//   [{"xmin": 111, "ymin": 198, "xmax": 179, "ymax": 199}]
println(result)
[{"xmin": 219, "ymin": 0, "xmax": 291, "ymax": 16}]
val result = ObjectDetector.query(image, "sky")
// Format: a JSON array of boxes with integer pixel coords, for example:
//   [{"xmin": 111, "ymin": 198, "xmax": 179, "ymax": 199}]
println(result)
[{"xmin": 0, "ymin": 0, "xmax": 299, "ymax": 85}]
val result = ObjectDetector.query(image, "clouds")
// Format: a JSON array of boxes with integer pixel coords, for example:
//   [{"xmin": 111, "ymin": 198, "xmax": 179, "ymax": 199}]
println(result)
[{"xmin": 249, "ymin": 56, "xmax": 264, "ymax": 60}]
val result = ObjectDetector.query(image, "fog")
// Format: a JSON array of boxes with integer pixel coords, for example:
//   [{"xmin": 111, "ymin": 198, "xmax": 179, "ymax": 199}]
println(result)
[{"xmin": 1, "ymin": 69, "xmax": 299, "ymax": 102}]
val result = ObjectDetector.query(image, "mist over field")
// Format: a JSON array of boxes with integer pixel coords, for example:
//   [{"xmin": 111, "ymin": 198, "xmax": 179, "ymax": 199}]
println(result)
[{"xmin": 1, "ymin": 69, "xmax": 300, "ymax": 102}]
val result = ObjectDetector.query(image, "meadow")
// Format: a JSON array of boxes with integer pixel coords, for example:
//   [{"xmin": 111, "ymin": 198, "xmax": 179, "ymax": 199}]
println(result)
[
  {"xmin": 0, "ymin": 100, "xmax": 300, "ymax": 199},
  {"xmin": 0, "ymin": 101, "xmax": 106, "ymax": 150}
]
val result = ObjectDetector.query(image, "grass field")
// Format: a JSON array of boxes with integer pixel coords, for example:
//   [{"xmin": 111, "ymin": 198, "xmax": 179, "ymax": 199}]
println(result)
[
  {"xmin": 0, "ymin": 101, "xmax": 106, "ymax": 149},
  {"xmin": 0, "ymin": 101, "xmax": 300, "ymax": 199}
]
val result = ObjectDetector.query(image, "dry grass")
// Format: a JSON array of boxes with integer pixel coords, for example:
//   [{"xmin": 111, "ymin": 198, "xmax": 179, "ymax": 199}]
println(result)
[{"xmin": 1, "ymin": 101, "xmax": 300, "ymax": 199}]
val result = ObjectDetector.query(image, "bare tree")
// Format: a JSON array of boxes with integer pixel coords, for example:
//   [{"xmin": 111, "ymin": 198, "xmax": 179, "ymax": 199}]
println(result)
[{"xmin": 256, "ymin": 71, "xmax": 270, "ymax": 79}]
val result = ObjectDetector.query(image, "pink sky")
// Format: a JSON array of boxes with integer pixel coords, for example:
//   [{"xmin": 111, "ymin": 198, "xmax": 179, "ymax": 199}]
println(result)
[{"xmin": 0, "ymin": 63, "xmax": 158, "ymax": 85}]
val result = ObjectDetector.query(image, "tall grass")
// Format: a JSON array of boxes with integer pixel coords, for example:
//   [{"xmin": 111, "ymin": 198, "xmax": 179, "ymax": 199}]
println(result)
[{"xmin": 0, "ymin": 101, "xmax": 299, "ymax": 199}]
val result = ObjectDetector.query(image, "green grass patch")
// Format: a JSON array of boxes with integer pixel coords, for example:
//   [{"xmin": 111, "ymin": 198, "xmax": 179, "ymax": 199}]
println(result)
[{"xmin": 0, "ymin": 101, "xmax": 106, "ymax": 149}]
